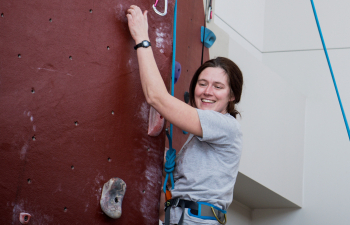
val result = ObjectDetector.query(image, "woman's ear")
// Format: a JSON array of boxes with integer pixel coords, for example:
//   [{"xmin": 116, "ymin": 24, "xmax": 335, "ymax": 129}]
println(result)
[{"xmin": 229, "ymin": 94, "xmax": 235, "ymax": 102}]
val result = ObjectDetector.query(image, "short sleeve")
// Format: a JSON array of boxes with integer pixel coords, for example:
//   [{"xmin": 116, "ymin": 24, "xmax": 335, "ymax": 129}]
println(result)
[{"xmin": 196, "ymin": 109, "xmax": 241, "ymax": 146}]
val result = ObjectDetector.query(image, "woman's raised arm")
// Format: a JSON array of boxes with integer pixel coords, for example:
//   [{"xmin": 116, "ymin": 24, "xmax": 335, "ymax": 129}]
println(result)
[{"xmin": 126, "ymin": 5, "xmax": 202, "ymax": 137}]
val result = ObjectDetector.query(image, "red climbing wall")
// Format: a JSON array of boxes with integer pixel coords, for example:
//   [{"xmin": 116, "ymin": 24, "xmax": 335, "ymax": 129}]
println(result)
[{"xmin": 0, "ymin": 0, "xmax": 208, "ymax": 224}]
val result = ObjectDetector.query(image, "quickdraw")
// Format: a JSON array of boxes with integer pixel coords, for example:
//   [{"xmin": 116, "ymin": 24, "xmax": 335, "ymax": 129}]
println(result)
[
  {"xmin": 153, "ymin": 0, "xmax": 168, "ymax": 16},
  {"xmin": 206, "ymin": 0, "xmax": 213, "ymax": 23}
]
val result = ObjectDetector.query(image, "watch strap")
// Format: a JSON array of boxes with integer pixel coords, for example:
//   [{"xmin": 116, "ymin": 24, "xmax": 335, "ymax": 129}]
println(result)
[{"xmin": 134, "ymin": 40, "xmax": 151, "ymax": 50}]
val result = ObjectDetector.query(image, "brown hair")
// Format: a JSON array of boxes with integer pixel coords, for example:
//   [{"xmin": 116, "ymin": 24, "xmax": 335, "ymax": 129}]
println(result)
[{"xmin": 189, "ymin": 57, "xmax": 243, "ymax": 118}]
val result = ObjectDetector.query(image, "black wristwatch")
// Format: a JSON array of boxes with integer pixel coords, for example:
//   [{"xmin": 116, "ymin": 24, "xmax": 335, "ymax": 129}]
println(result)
[{"xmin": 134, "ymin": 40, "xmax": 151, "ymax": 50}]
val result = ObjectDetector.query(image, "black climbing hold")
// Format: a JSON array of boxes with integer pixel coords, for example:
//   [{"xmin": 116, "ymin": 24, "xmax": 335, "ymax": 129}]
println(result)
[{"xmin": 184, "ymin": 91, "xmax": 190, "ymax": 104}]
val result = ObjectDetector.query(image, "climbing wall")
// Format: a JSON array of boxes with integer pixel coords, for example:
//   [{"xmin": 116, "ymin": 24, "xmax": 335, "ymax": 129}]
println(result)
[{"xmin": 0, "ymin": 0, "xmax": 208, "ymax": 224}]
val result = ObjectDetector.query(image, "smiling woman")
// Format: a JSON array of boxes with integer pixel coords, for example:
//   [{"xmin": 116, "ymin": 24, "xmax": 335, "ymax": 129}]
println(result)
[
  {"xmin": 126, "ymin": 5, "xmax": 243, "ymax": 225},
  {"xmin": 190, "ymin": 57, "xmax": 243, "ymax": 118}
]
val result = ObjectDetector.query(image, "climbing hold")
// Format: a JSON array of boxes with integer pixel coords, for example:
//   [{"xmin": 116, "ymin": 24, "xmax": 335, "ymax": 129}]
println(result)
[
  {"xmin": 100, "ymin": 178, "xmax": 126, "ymax": 219},
  {"xmin": 174, "ymin": 61, "xmax": 181, "ymax": 84},
  {"xmin": 201, "ymin": 26, "xmax": 216, "ymax": 48},
  {"xmin": 148, "ymin": 106, "xmax": 164, "ymax": 136},
  {"xmin": 153, "ymin": 0, "xmax": 168, "ymax": 16},
  {"xmin": 184, "ymin": 91, "xmax": 190, "ymax": 104},
  {"xmin": 19, "ymin": 213, "xmax": 31, "ymax": 224}
]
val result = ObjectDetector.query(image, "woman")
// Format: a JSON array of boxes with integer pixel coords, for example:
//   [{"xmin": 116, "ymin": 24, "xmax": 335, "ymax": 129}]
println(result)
[{"xmin": 126, "ymin": 5, "xmax": 243, "ymax": 225}]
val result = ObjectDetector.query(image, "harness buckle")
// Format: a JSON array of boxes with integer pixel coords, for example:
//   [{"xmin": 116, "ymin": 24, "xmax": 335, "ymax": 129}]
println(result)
[{"xmin": 172, "ymin": 198, "xmax": 180, "ymax": 208}]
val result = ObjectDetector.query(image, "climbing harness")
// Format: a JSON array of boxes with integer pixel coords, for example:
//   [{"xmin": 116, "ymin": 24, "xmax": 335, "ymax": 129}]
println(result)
[
  {"xmin": 310, "ymin": 0, "xmax": 350, "ymax": 140},
  {"xmin": 206, "ymin": 0, "xmax": 213, "ymax": 23},
  {"xmin": 164, "ymin": 198, "xmax": 227, "ymax": 225},
  {"xmin": 153, "ymin": 0, "xmax": 168, "ymax": 16}
]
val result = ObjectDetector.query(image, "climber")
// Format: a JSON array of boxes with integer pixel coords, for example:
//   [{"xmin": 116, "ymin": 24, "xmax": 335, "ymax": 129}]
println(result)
[{"xmin": 126, "ymin": 5, "xmax": 243, "ymax": 225}]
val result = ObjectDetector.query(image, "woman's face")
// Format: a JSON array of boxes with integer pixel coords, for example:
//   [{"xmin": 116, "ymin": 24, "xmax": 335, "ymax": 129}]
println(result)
[{"xmin": 194, "ymin": 67, "xmax": 234, "ymax": 114}]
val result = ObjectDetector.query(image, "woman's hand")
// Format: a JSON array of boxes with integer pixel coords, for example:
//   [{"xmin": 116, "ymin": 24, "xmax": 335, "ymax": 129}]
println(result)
[{"xmin": 126, "ymin": 5, "xmax": 149, "ymax": 44}]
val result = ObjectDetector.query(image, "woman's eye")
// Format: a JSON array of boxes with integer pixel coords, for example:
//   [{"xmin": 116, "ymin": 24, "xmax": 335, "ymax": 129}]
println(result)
[
  {"xmin": 199, "ymin": 83, "xmax": 206, "ymax": 86},
  {"xmin": 215, "ymin": 86, "xmax": 223, "ymax": 89}
]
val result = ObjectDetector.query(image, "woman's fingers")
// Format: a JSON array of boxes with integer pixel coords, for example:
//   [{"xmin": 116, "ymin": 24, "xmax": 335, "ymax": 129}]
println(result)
[
  {"xmin": 126, "ymin": 5, "xmax": 149, "ymax": 43},
  {"xmin": 143, "ymin": 10, "xmax": 148, "ymax": 20},
  {"xmin": 129, "ymin": 5, "xmax": 142, "ymax": 16}
]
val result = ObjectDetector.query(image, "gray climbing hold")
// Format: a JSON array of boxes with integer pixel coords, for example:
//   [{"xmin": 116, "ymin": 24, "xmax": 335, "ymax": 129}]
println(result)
[{"xmin": 100, "ymin": 177, "xmax": 126, "ymax": 219}]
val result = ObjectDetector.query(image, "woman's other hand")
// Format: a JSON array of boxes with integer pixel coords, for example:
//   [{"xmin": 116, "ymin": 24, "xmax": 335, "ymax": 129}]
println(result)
[{"xmin": 126, "ymin": 5, "xmax": 149, "ymax": 44}]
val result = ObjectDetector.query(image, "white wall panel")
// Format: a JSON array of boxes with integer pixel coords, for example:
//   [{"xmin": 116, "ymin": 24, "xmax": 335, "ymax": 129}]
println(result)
[
  {"xmin": 229, "ymin": 38, "xmax": 305, "ymax": 207},
  {"xmin": 215, "ymin": 0, "xmax": 266, "ymax": 51},
  {"xmin": 264, "ymin": 0, "xmax": 350, "ymax": 52}
]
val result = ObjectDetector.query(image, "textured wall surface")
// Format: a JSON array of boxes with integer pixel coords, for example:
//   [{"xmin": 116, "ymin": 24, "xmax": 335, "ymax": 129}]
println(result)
[{"xmin": 0, "ymin": 0, "xmax": 207, "ymax": 224}]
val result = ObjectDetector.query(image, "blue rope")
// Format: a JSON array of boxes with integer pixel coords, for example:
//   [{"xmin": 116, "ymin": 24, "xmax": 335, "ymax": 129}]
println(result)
[
  {"xmin": 164, "ymin": 130, "xmax": 176, "ymax": 192},
  {"xmin": 310, "ymin": 0, "xmax": 350, "ymax": 141},
  {"xmin": 163, "ymin": 0, "xmax": 177, "ymax": 194},
  {"xmin": 170, "ymin": 0, "xmax": 177, "ymax": 138}
]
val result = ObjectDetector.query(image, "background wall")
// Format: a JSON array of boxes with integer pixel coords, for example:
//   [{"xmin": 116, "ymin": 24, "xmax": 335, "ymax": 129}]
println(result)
[{"xmin": 209, "ymin": 0, "xmax": 350, "ymax": 224}]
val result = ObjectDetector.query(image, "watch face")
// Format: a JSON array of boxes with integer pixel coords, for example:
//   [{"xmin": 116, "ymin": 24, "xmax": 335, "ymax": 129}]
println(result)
[{"xmin": 142, "ymin": 40, "xmax": 150, "ymax": 47}]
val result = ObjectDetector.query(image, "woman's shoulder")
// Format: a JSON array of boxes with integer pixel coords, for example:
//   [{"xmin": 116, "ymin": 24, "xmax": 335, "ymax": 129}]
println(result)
[
  {"xmin": 196, "ymin": 109, "xmax": 240, "ymax": 126},
  {"xmin": 195, "ymin": 109, "xmax": 241, "ymax": 138}
]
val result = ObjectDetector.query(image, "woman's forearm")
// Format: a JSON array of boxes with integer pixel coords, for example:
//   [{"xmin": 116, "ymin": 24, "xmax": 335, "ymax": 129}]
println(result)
[{"xmin": 136, "ymin": 46, "xmax": 169, "ymax": 107}]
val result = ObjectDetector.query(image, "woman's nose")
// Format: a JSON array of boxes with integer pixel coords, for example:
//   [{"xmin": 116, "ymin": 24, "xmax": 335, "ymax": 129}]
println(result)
[{"xmin": 204, "ymin": 86, "xmax": 213, "ymax": 95}]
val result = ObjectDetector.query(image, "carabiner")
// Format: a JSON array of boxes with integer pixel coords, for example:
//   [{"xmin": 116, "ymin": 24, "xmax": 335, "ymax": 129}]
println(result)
[
  {"xmin": 206, "ymin": 0, "xmax": 213, "ymax": 23},
  {"xmin": 153, "ymin": 0, "xmax": 167, "ymax": 16}
]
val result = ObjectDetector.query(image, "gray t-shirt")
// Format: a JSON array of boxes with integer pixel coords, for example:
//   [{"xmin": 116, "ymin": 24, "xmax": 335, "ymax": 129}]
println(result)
[{"xmin": 170, "ymin": 109, "xmax": 242, "ymax": 213}]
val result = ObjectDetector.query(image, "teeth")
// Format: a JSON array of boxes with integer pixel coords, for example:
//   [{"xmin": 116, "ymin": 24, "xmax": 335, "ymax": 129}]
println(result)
[{"xmin": 202, "ymin": 99, "xmax": 215, "ymax": 103}]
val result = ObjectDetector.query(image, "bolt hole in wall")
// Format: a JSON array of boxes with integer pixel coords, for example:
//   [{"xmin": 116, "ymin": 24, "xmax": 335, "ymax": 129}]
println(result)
[
  {"xmin": 31, "ymin": 88, "xmax": 35, "ymax": 94},
  {"xmin": 108, "ymin": 157, "xmax": 111, "ymax": 162},
  {"xmin": 71, "ymin": 165, "xmax": 74, "ymax": 170},
  {"xmin": 27, "ymin": 179, "xmax": 31, "ymax": 184},
  {"xmin": 32, "ymin": 135, "xmax": 36, "ymax": 141},
  {"xmin": 89, "ymin": 9, "xmax": 93, "ymax": 13},
  {"xmin": 74, "ymin": 121, "xmax": 79, "ymax": 126},
  {"xmin": 69, "ymin": 56, "xmax": 72, "ymax": 60},
  {"xmin": 142, "ymin": 190, "xmax": 145, "ymax": 193},
  {"xmin": 49, "ymin": 18, "xmax": 52, "ymax": 22},
  {"xmin": 18, "ymin": 54, "xmax": 21, "ymax": 58},
  {"xmin": 111, "ymin": 111, "xmax": 114, "ymax": 115},
  {"xmin": 114, "ymin": 197, "xmax": 118, "ymax": 203},
  {"xmin": 107, "ymin": 46, "xmax": 110, "ymax": 50},
  {"xmin": 64, "ymin": 207, "xmax": 67, "ymax": 212},
  {"xmin": 1, "ymin": 13, "xmax": 4, "ymax": 17}
]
